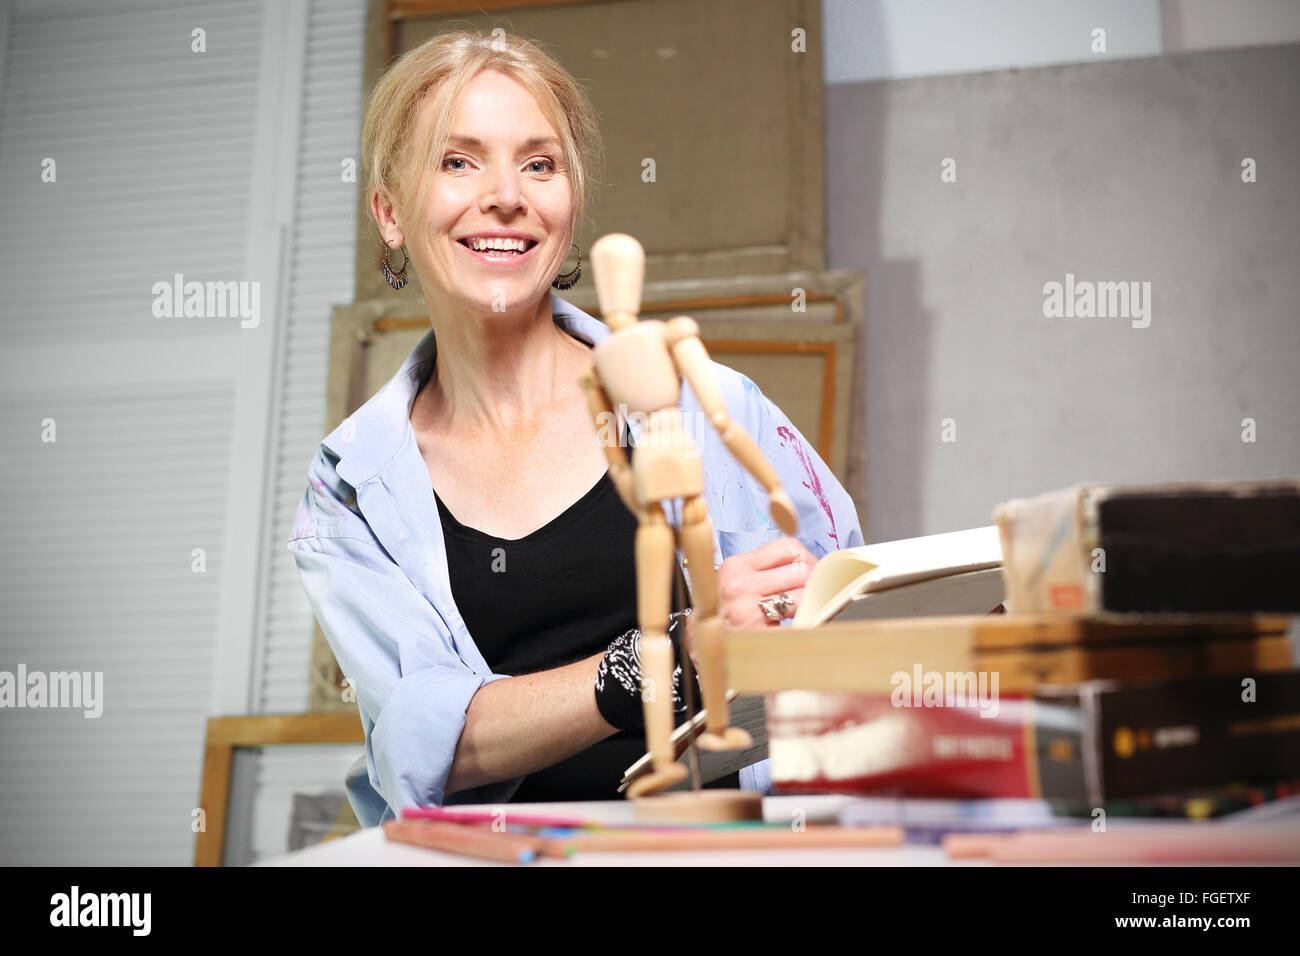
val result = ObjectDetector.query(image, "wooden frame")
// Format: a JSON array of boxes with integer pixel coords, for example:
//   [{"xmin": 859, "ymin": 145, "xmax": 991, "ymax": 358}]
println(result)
[
  {"xmin": 194, "ymin": 714, "xmax": 365, "ymax": 867},
  {"xmin": 326, "ymin": 269, "xmax": 865, "ymax": 506},
  {"xmin": 338, "ymin": 282, "xmax": 862, "ymax": 477},
  {"xmin": 705, "ymin": 340, "xmax": 838, "ymax": 461},
  {"xmin": 391, "ymin": 0, "xmax": 602, "ymax": 16},
  {"xmin": 386, "ymin": 0, "xmax": 609, "ymax": 56},
  {"xmin": 358, "ymin": 322, "xmax": 842, "ymax": 462}
]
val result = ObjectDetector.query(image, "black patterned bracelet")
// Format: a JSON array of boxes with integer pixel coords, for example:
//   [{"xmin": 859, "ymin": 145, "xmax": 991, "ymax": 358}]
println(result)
[{"xmin": 593, "ymin": 609, "xmax": 697, "ymax": 733}]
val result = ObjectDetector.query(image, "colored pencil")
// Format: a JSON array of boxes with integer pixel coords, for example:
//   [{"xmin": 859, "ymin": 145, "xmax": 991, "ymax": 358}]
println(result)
[
  {"xmin": 945, "ymin": 825, "xmax": 1300, "ymax": 863},
  {"xmin": 943, "ymin": 832, "xmax": 1021, "ymax": 858},
  {"xmin": 403, "ymin": 806, "xmax": 597, "ymax": 828},
  {"xmin": 402, "ymin": 806, "xmax": 797, "ymax": 832},
  {"xmin": 382, "ymin": 819, "xmax": 540, "ymax": 864},
  {"xmin": 529, "ymin": 824, "xmax": 905, "ymax": 853}
]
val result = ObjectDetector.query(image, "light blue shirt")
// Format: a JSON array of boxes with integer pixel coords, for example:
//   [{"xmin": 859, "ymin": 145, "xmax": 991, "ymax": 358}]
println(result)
[{"xmin": 288, "ymin": 293, "xmax": 864, "ymax": 827}]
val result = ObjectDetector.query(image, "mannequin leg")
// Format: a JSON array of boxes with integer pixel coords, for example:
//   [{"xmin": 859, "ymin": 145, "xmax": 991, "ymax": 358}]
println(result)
[
  {"xmin": 681, "ymin": 495, "xmax": 752, "ymax": 751},
  {"xmin": 626, "ymin": 506, "xmax": 688, "ymax": 798}
]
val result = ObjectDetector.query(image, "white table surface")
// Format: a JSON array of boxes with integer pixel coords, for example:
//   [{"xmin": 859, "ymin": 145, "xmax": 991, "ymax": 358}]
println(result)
[{"xmin": 255, "ymin": 794, "xmax": 981, "ymax": 866}]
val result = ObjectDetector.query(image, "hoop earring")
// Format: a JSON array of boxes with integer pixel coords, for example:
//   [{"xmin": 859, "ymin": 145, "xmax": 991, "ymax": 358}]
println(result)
[
  {"xmin": 381, "ymin": 240, "xmax": 409, "ymax": 291},
  {"xmin": 551, "ymin": 244, "xmax": 582, "ymax": 290}
]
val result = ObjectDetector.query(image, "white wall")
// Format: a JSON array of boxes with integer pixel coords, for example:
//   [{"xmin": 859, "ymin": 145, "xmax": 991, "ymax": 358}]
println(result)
[
  {"xmin": 1163, "ymin": 0, "xmax": 1300, "ymax": 53},
  {"xmin": 821, "ymin": 1, "xmax": 1300, "ymax": 543},
  {"xmin": 823, "ymin": 0, "xmax": 1300, "ymax": 84},
  {"xmin": 239, "ymin": 0, "xmax": 366, "ymax": 866},
  {"xmin": 825, "ymin": 43, "xmax": 1300, "ymax": 541}
]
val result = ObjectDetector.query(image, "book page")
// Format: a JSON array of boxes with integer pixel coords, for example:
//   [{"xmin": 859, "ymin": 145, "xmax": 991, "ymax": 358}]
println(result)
[{"xmin": 794, "ymin": 526, "xmax": 1003, "ymax": 627}]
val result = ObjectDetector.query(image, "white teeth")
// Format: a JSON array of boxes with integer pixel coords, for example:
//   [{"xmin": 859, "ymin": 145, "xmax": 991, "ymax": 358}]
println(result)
[{"xmin": 467, "ymin": 237, "xmax": 530, "ymax": 252}]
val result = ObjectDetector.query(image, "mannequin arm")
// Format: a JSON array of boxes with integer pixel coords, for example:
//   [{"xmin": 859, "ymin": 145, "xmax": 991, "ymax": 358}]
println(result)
[
  {"xmin": 578, "ymin": 364, "xmax": 642, "ymax": 518},
  {"xmin": 665, "ymin": 317, "xmax": 797, "ymax": 534}
]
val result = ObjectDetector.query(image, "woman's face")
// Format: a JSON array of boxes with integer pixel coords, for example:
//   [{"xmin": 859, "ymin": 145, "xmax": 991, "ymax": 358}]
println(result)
[{"xmin": 405, "ymin": 69, "xmax": 574, "ymax": 315}]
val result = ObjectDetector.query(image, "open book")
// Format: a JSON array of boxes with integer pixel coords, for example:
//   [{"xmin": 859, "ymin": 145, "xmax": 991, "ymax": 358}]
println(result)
[
  {"xmin": 792, "ymin": 525, "xmax": 1004, "ymax": 627},
  {"xmin": 620, "ymin": 525, "xmax": 1005, "ymax": 790}
]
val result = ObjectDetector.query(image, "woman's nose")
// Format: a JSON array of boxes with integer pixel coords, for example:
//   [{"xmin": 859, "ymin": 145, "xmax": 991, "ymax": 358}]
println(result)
[{"xmin": 480, "ymin": 164, "xmax": 523, "ymax": 213}]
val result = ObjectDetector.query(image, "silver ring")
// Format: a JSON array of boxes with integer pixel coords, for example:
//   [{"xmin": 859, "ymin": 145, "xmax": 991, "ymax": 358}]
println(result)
[{"xmin": 758, "ymin": 591, "xmax": 796, "ymax": 622}]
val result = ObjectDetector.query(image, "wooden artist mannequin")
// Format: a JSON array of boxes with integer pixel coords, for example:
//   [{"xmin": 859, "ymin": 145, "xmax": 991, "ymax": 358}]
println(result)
[{"xmin": 579, "ymin": 233, "xmax": 799, "ymax": 800}]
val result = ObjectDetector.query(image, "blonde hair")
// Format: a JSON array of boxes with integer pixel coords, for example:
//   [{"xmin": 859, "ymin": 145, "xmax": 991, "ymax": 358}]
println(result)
[{"xmin": 361, "ymin": 28, "xmax": 602, "ymax": 251}]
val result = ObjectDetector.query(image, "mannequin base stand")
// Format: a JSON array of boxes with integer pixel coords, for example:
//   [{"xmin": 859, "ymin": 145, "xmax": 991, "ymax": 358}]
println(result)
[{"xmin": 632, "ymin": 789, "xmax": 764, "ymax": 824}]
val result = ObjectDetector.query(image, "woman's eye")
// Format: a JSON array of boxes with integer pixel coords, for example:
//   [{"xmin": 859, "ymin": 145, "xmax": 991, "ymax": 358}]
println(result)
[{"xmin": 440, "ymin": 156, "xmax": 555, "ymax": 173}]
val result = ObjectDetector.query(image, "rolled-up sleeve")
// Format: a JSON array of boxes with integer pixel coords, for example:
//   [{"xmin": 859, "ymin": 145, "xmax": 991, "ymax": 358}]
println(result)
[{"xmin": 288, "ymin": 481, "xmax": 516, "ymax": 824}]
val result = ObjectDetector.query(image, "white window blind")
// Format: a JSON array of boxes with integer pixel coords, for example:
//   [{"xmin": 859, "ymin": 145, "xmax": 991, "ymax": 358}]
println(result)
[
  {"xmin": 0, "ymin": 0, "xmax": 304, "ymax": 865},
  {"xmin": 239, "ymin": 0, "xmax": 364, "ymax": 865}
]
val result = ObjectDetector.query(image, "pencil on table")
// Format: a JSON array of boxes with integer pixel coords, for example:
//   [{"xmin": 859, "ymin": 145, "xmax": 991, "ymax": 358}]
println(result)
[
  {"xmin": 383, "ymin": 819, "xmax": 542, "ymax": 864},
  {"xmin": 942, "ymin": 832, "xmax": 1006, "ymax": 859},
  {"xmin": 537, "ymin": 824, "xmax": 904, "ymax": 853},
  {"xmin": 993, "ymin": 825, "xmax": 1300, "ymax": 864},
  {"xmin": 402, "ymin": 805, "xmax": 750, "ymax": 832},
  {"xmin": 403, "ymin": 806, "xmax": 598, "ymax": 829},
  {"xmin": 945, "ymin": 825, "xmax": 1300, "ymax": 863}
]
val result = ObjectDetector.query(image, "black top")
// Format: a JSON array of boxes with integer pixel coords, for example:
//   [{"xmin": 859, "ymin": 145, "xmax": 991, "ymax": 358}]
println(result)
[
  {"xmin": 436, "ymin": 466, "xmax": 646, "ymax": 801},
  {"xmin": 435, "ymin": 453, "xmax": 739, "ymax": 800},
  {"xmin": 437, "ymin": 471, "xmax": 641, "ymax": 678}
]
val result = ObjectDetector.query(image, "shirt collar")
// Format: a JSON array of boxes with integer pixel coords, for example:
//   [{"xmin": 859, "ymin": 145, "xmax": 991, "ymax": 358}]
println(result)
[{"xmin": 326, "ymin": 293, "xmax": 610, "ymax": 489}]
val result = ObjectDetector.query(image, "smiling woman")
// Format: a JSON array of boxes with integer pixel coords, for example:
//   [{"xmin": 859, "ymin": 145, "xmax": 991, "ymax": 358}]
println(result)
[
  {"xmin": 362, "ymin": 33, "xmax": 597, "ymax": 315},
  {"xmin": 383, "ymin": 76, "xmax": 574, "ymax": 312},
  {"xmin": 289, "ymin": 29, "xmax": 861, "ymax": 827}
]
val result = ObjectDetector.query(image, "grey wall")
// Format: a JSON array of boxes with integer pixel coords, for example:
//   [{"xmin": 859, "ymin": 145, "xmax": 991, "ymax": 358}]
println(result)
[{"xmin": 827, "ymin": 44, "xmax": 1300, "ymax": 542}]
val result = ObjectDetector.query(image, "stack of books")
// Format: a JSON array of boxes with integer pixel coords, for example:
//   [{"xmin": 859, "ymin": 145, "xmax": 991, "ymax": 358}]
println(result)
[{"xmin": 622, "ymin": 478, "xmax": 1300, "ymax": 812}]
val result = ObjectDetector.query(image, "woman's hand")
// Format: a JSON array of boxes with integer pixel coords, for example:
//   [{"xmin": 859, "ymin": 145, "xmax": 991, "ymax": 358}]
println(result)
[
  {"xmin": 716, "ymin": 535, "xmax": 817, "ymax": 628},
  {"xmin": 682, "ymin": 536, "xmax": 817, "ymax": 666}
]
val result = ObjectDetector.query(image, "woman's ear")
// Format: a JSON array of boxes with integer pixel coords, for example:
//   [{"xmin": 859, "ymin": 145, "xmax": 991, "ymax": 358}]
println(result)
[{"xmin": 370, "ymin": 187, "xmax": 403, "ymax": 246}]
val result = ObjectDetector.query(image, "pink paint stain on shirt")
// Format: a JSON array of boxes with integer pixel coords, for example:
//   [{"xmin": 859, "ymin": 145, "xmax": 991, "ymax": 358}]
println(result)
[
  {"xmin": 309, "ymin": 475, "xmax": 353, "ymax": 517},
  {"xmin": 777, "ymin": 425, "xmax": 839, "ymax": 550}
]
